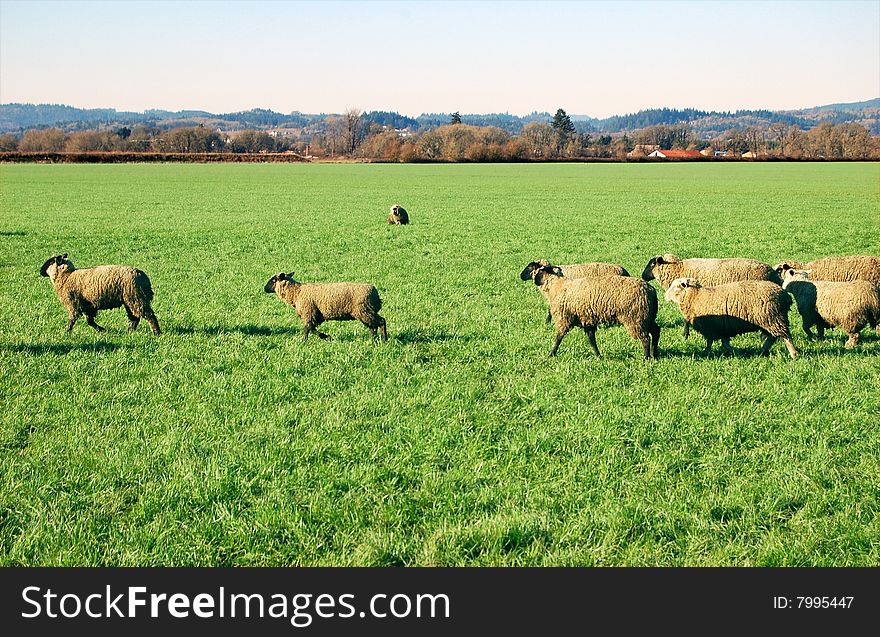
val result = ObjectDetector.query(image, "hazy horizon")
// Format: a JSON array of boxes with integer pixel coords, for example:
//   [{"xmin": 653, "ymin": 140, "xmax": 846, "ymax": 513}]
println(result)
[{"xmin": 1, "ymin": 0, "xmax": 878, "ymax": 118}]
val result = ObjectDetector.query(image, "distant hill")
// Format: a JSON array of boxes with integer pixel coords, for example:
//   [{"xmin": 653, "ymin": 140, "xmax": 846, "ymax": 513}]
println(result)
[{"xmin": 1, "ymin": 99, "xmax": 877, "ymax": 136}]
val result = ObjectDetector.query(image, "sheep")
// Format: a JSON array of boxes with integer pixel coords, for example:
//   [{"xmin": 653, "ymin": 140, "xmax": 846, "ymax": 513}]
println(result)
[
  {"xmin": 781, "ymin": 268, "xmax": 880, "ymax": 348},
  {"xmin": 264, "ymin": 272, "xmax": 387, "ymax": 342},
  {"xmin": 774, "ymin": 255, "xmax": 880, "ymax": 285},
  {"xmin": 39, "ymin": 253, "xmax": 160, "ymax": 334},
  {"xmin": 663, "ymin": 277, "xmax": 798, "ymax": 359},
  {"xmin": 387, "ymin": 204, "xmax": 409, "ymax": 225},
  {"xmin": 520, "ymin": 259, "xmax": 630, "ymax": 281},
  {"xmin": 520, "ymin": 259, "xmax": 630, "ymax": 323},
  {"xmin": 532, "ymin": 265, "xmax": 660, "ymax": 359},
  {"xmin": 641, "ymin": 253, "xmax": 782, "ymax": 338}
]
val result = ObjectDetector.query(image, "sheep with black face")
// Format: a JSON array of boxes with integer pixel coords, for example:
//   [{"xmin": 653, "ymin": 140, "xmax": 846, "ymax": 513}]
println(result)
[
  {"xmin": 532, "ymin": 265, "xmax": 660, "ymax": 359},
  {"xmin": 40, "ymin": 253, "xmax": 160, "ymax": 334},
  {"xmin": 387, "ymin": 204, "xmax": 409, "ymax": 225},
  {"xmin": 520, "ymin": 259, "xmax": 630, "ymax": 323},
  {"xmin": 781, "ymin": 268, "xmax": 880, "ymax": 348},
  {"xmin": 264, "ymin": 272, "xmax": 387, "ymax": 342},
  {"xmin": 664, "ymin": 277, "xmax": 798, "ymax": 359},
  {"xmin": 642, "ymin": 253, "xmax": 782, "ymax": 338}
]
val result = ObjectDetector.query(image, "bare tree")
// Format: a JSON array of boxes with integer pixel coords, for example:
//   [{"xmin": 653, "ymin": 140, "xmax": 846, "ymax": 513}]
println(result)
[{"xmin": 342, "ymin": 108, "xmax": 363, "ymax": 155}]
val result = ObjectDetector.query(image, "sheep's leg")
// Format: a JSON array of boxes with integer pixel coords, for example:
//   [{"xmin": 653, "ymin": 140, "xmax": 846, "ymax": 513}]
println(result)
[
  {"xmin": 143, "ymin": 309, "xmax": 160, "ymax": 335},
  {"xmin": 640, "ymin": 335, "xmax": 652, "ymax": 360},
  {"xmin": 124, "ymin": 305, "xmax": 140, "ymax": 331},
  {"xmin": 682, "ymin": 322, "xmax": 690, "ymax": 339},
  {"xmin": 585, "ymin": 327, "xmax": 601, "ymax": 358},
  {"xmin": 303, "ymin": 324, "xmax": 313, "ymax": 342},
  {"xmin": 84, "ymin": 310, "xmax": 106, "ymax": 333},
  {"xmin": 377, "ymin": 316, "xmax": 388, "ymax": 342},
  {"xmin": 759, "ymin": 335, "xmax": 777, "ymax": 356},
  {"xmin": 782, "ymin": 337, "xmax": 799, "ymax": 359},
  {"xmin": 816, "ymin": 324, "xmax": 825, "ymax": 339},
  {"xmin": 704, "ymin": 338, "xmax": 714, "ymax": 355},
  {"xmin": 721, "ymin": 337, "xmax": 736, "ymax": 356},
  {"xmin": 549, "ymin": 328, "xmax": 569, "ymax": 357},
  {"xmin": 316, "ymin": 331, "xmax": 331, "ymax": 340},
  {"xmin": 801, "ymin": 318, "xmax": 815, "ymax": 339},
  {"xmin": 545, "ymin": 310, "xmax": 552, "ymax": 324},
  {"xmin": 66, "ymin": 311, "xmax": 80, "ymax": 333},
  {"xmin": 651, "ymin": 324, "xmax": 661, "ymax": 359},
  {"xmin": 844, "ymin": 332, "xmax": 860, "ymax": 349}
]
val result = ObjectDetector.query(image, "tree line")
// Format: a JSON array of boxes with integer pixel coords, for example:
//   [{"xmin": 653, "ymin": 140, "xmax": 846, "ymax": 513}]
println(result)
[{"xmin": 1, "ymin": 109, "xmax": 877, "ymax": 160}]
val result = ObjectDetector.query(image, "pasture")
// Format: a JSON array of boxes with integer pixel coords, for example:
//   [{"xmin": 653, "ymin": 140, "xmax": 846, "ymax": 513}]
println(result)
[{"xmin": 1, "ymin": 162, "xmax": 878, "ymax": 566}]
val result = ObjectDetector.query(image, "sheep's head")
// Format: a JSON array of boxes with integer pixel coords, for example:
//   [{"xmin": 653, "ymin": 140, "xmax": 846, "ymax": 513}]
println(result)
[
  {"xmin": 519, "ymin": 259, "xmax": 552, "ymax": 281},
  {"xmin": 781, "ymin": 268, "xmax": 812, "ymax": 289},
  {"xmin": 39, "ymin": 253, "xmax": 71, "ymax": 279},
  {"xmin": 264, "ymin": 271, "xmax": 293, "ymax": 293},
  {"xmin": 773, "ymin": 262, "xmax": 803, "ymax": 278},
  {"xmin": 532, "ymin": 264, "xmax": 564, "ymax": 287},
  {"xmin": 641, "ymin": 253, "xmax": 680, "ymax": 281},
  {"xmin": 664, "ymin": 277, "xmax": 701, "ymax": 304},
  {"xmin": 390, "ymin": 204, "xmax": 406, "ymax": 216}
]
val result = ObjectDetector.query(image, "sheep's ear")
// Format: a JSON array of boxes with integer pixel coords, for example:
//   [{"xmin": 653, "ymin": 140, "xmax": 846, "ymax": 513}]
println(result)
[
  {"xmin": 39, "ymin": 257, "xmax": 54, "ymax": 277},
  {"xmin": 551, "ymin": 266, "xmax": 563, "ymax": 276},
  {"xmin": 653, "ymin": 256, "xmax": 663, "ymax": 265},
  {"xmin": 61, "ymin": 253, "xmax": 68, "ymax": 260}
]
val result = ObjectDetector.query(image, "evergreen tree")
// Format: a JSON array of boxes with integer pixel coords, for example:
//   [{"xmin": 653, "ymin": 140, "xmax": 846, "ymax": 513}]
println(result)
[
  {"xmin": 551, "ymin": 108, "xmax": 575, "ymax": 155},
  {"xmin": 450, "ymin": 111, "xmax": 462, "ymax": 124}
]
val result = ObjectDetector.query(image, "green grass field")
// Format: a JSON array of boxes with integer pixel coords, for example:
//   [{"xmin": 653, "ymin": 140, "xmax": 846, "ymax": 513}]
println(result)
[{"xmin": 1, "ymin": 162, "xmax": 878, "ymax": 566}]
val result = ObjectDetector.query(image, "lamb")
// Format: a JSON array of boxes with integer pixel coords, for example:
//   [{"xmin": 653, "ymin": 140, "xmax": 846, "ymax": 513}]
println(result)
[
  {"xmin": 532, "ymin": 265, "xmax": 660, "ymax": 359},
  {"xmin": 520, "ymin": 259, "xmax": 630, "ymax": 323},
  {"xmin": 264, "ymin": 272, "xmax": 387, "ymax": 342},
  {"xmin": 387, "ymin": 204, "xmax": 409, "ymax": 225},
  {"xmin": 39, "ymin": 253, "xmax": 160, "ymax": 334},
  {"xmin": 774, "ymin": 255, "xmax": 880, "ymax": 284},
  {"xmin": 663, "ymin": 277, "xmax": 798, "ymax": 359},
  {"xmin": 641, "ymin": 254, "xmax": 782, "ymax": 338},
  {"xmin": 781, "ymin": 269, "xmax": 880, "ymax": 348}
]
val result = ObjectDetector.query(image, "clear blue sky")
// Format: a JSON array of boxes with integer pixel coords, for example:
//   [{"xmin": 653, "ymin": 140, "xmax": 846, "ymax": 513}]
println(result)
[{"xmin": 1, "ymin": 0, "xmax": 877, "ymax": 117}]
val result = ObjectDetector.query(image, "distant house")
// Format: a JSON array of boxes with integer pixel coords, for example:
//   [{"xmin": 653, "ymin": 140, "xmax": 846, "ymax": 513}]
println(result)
[
  {"xmin": 648, "ymin": 149, "xmax": 703, "ymax": 159},
  {"xmin": 741, "ymin": 151, "xmax": 765, "ymax": 158},
  {"xmin": 627, "ymin": 144, "xmax": 659, "ymax": 158}
]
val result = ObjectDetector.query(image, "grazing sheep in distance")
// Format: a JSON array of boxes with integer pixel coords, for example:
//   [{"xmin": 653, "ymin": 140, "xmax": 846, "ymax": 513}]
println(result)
[
  {"xmin": 520, "ymin": 259, "xmax": 631, "ymax": 323},
  {"xmin": 387, "ymin": 204, "xmax": 409, "ymax": 225},
  {"xmin": 781, "ymin": 268, "xmax": 880, "ymax": 348},
  {"xmin": 641, "ymin": 253, "xmax": 782, "ymax": 338},
  {"xmin": 774, "ymin": 255, "xmax": 880, "ymax": 284},
  {"xmin": 264, "ymin": 272, "xmax": 387, "ymax": 342},
  {"xmin": 39, "ymin": 253, "xmax": 160, "ymax": 334},
  {"xmin": 532, "ymin": 266, "xmax": 660, "ymax": 359},
  {"xmin": 664, "ymin": 277, "xmax": 798, "ymax": 359}
]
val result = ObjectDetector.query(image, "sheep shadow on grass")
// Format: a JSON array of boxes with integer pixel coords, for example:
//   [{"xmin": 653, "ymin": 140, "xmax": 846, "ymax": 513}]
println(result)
[
  {"xmin": 394, "ymin": 328, "xmax": 473, "ymax": 345},
  {"xmin": 171, "ymin": 324, "xmax": 293, "ymax": 337},
  {"xmin": 3, "ymin": 341, "xmax": 126, "ymax": 355}
]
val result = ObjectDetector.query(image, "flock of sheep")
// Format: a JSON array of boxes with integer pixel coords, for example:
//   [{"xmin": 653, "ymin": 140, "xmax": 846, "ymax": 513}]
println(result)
[
  {"xmin": 38, "ymin": 204, "xmax": 880, "ymax": 359},
  {"xmin": 521, "ymin": 254, "xmax": 880, "ymax": 359}
]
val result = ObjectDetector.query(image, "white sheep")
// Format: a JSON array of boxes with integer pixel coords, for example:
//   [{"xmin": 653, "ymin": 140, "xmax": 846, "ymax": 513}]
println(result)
[
  {"xmin": 40, "ymin": 253, "xmax": 160, "ymax": 334},
  {"xmin": 782, "ymin": 268, "xmax": 880, "ymax": 348},
  {"xmin": 264, "ymin": 272, "xmax": 387, "ymax": 341},
  {"xmin": 664, "ymin": 277, "xmax": 798, "ymax": 359},
  {"xmin": 532, "ymin": 266, "xmax": 660, "ymax": 359}
]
